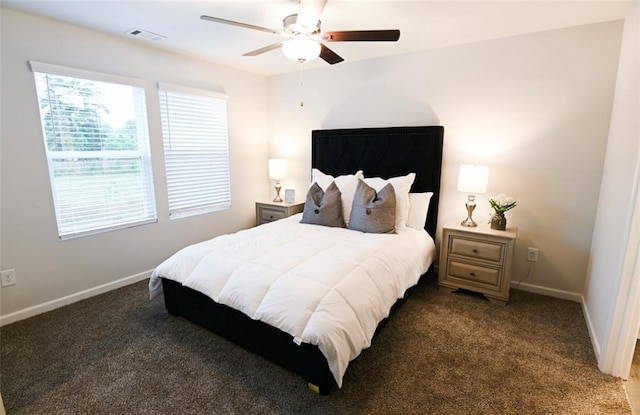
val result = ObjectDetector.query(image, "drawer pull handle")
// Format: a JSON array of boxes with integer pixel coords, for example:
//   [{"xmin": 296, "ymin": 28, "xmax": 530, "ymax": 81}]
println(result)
[
  {"xmin": 470, "ymin": 272, "xmax": 476, "ymax": 277},
  {"xmin": 472, "ymin": 249, "xmax": 479, "ymax": 254},
  {"xmin": 270, "ymin": 215, "xmax": 274, "ymax": 219}
]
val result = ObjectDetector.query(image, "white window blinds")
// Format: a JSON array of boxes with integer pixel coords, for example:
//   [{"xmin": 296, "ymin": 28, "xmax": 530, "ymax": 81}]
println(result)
[
  {"xmin": 30, "ymin": 61, "xmax": 157, "ymax": 240},
  {"xmin": 158, "ymin": 83, "xmax": 231, "ymax": 218}
]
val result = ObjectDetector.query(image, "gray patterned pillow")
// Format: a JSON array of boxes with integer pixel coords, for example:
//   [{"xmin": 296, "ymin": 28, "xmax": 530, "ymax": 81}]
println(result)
[
  {"xmin": 348, "ymin": 179, "xmax": 396, "ymax": 233},
  {"xmin": 300, "ymin": 181, "xmax": 345, "ymax": 228}
]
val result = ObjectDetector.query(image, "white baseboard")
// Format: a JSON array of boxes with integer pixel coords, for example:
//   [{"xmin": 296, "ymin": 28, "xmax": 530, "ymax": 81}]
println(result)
[
  {"xmin": 0, "ymin": 273, "xmax": 585, "ymax": 327},
  {"xmin": 581, "ymin": 296, "xmax": 602, "ymax": 361},
  {"xmin": 510, "ymin": 280, "xmax": 582, "ymax": 303},
  {"xmin": 0, "ymin": 270, "xmax": 151, "ymax": 327}
]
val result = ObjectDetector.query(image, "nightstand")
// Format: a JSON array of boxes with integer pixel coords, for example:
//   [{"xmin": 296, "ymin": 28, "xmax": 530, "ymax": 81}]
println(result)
[
  {"xmin": 255, "ymin": 201, "xmax": 304, "ymax": 226},
  {"xmin": 439, "ymin": 222, "xmax": 518, "ymax": 306}
]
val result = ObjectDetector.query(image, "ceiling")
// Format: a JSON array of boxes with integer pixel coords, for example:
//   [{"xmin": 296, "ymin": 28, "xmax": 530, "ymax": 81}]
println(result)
[{"xmin": 2, "ymin": 0, "xmax": 634, "ymax": 76}]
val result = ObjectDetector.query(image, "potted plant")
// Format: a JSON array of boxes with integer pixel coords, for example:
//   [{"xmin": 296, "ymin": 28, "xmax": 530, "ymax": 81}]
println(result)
[{"xmin": 489, "ymin": 194, "xmax": 517, "ymax": 230}]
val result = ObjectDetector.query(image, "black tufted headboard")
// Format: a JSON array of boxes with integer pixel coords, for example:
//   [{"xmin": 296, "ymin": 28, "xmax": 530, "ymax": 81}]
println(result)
[{"xmin": 311, "ymin": 126, "xmax": 444, "ymax": 238}]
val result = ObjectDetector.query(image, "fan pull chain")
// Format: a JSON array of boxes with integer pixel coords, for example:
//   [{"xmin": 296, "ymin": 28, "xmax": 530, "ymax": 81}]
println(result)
[{"xmin": 299, "ymin": 62, "xmax": 304, "ymax": 107}]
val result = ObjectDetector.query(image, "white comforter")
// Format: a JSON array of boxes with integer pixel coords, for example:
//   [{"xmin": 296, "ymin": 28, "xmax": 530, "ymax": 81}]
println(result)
[{"xmin": 149, "ymin": 214, "xmax": 435, "ymax": 387}]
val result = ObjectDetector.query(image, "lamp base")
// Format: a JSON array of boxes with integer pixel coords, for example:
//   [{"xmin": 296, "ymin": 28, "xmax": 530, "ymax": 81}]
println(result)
[
  {"xmin": 273, "ymin": 183, "xmax": 283, "ymax": 203},
  {"xmin": 460, "ymin": 217, "xmax": 478, "ymax": 227},
  {"xmin": 461, "ymin": 194, "xmax": 477, "ymax": 227}
]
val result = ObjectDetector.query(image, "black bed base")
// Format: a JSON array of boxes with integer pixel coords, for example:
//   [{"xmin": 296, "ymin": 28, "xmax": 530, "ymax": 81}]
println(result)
[
  {"xmin": 162, "ymin": 277, "xmax": 336, "ymax": 394},
  {"xmin": 161, "ymin": 269, "xmax": 433, "ymax": 394}
]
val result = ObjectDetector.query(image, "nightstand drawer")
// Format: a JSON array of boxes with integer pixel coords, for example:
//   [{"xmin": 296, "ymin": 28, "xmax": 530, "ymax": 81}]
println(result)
[
  {"xmin": 260, "ymin": 208, "xmax": 286, "ymax": 222},
  {"xmin": 450, "ymin": 237, "xmax": 504, "ymax": 263},
  {"xmin": 448, "ymin": 260, "xmax": 501, "ymax": 286}
]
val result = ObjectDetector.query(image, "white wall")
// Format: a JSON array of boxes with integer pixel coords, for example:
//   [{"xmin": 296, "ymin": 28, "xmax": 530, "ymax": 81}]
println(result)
[
  {"xmin": 0, "ymin": 9, "xmax": 270, "ymax": 319},
  {"xmin": 268, "ymin": 21, "xmax": 623, "ymax": 299},
  {"xmin": 583, "ymin": 2, "xmax": 640, "ymax": 370}
]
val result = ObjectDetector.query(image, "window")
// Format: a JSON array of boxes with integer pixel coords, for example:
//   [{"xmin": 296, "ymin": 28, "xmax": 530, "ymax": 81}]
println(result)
[
  {"xmin": 30, "ymin": 61, "xmax": 157, "ymax": 240},
  {"xmin": 158, "ymin": 82, "xmax": 231, "ymax": 218}
]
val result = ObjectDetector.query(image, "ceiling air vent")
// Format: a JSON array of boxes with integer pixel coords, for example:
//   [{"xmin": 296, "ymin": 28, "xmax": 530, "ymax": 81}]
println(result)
[{"xmin": 125, "ymin": 28, "xmax": 166, "ymax": 42}]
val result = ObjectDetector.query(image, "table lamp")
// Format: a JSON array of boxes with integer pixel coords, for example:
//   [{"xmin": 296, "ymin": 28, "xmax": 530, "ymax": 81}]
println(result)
[
  {"xmin": 457, "ymin": 164, "xmax": 489, "ymax": 227},
  {"xmin": 268, "ymin": 159, "xmax": 288, "ymax": 202}
]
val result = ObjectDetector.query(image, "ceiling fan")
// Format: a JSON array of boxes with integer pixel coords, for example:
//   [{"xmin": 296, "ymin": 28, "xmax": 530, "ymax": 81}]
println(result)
[{"xmin": 200, "ymin": 0, "xmax": 400, "ymax": 65}]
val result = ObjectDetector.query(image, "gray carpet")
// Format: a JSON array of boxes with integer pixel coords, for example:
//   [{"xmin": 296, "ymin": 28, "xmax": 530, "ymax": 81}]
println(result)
[{"xmin": 0, "ymin": 278, "xmax": 631, "ymax": 414}]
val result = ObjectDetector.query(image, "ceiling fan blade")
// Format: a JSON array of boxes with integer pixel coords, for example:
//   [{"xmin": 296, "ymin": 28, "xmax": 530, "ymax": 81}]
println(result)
[
  {"xmin": 200, "ymin": 15, "xmax": 278, "ymax": 34},
  {"xmin": 319, "ymin": 44, "xmax": 344, "ymax": 65},
  {"xmin": 242, "ymin": 42, "xmax": 283, "ymax": 57},
  {"xmin": 296, "ymin": 0, "xmax": 328, "ymax": 32},
  {"xmin": 324, "ymin": 30, "xmax": 400, "ymax": 42}
]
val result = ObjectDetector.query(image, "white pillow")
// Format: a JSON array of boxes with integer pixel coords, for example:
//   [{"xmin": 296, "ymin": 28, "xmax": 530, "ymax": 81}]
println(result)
[
  {"xmin": 406, "ymin": 192, "xmax": 433, "ymax": 230},
  {"xmin": 311, "ymin": 168, "xmax": 364, "ymax": 225},
  {"xmin": 363, "ymin": 173, "xmax": 416, "ymax": 231}
]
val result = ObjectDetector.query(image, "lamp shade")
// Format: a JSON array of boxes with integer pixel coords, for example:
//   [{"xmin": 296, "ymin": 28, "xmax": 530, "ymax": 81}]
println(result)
[
  {"xmin": 282, "ymin": 37, "xmax": 321, "ymax": 62},
  {"xmin": 268, "ymin": 159, "xmax": 288, "ymax": 180},
  {"xmin": 457, "ymin": 164, "xmax": 489, "ymax": 194}
]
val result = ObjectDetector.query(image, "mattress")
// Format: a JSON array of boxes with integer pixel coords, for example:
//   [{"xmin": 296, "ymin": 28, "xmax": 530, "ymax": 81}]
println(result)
[{"xmin": 149, "ymin": 214, "xmax": 435, "ymax": 386}]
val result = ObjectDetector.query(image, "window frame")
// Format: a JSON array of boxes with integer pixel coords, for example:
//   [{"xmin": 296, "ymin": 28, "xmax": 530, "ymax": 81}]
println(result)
[
  {"xmin": 30, "ymin": 61, "xmax": 158, "ymax": 240},
  {"xmin": 157, "ymin": 82, "xmax": 232, "ymax": 219}
]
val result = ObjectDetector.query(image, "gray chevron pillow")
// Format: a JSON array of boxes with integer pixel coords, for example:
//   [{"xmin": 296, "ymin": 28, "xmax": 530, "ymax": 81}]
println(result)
[
  {"xmin": 300, "ymin": 181, "xmax": 346, "ymax": 228},
  {"xmin": 348, "ymin": 179, "xmax": 396, "ymax": 234}
]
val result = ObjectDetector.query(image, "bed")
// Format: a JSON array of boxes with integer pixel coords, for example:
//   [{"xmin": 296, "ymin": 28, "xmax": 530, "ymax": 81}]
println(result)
[{"xmin": 150, "ymin": 126, "xmax": 444, "ymax": 394}]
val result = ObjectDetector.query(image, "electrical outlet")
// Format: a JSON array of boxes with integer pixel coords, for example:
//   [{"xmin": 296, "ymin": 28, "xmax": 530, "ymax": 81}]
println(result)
[
  {"xmin": 527, "ymin": 247, "xmax": 539, "ymax": 262},
  {"xmin": 1, "ymin": 269, "xmax": 17, "ymax": 287}
]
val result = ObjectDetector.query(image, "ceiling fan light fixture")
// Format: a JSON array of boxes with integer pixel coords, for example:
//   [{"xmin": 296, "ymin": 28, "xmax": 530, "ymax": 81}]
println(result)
[{"xmin": 282, "ymin": 36, "xmax": 321, "ymax": 62}]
